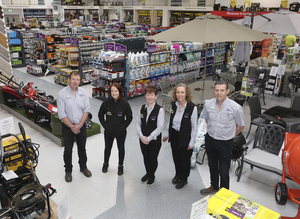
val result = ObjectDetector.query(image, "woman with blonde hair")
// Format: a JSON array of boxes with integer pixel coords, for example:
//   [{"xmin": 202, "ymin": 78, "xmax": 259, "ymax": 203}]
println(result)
[{"xmin": 163, "ymin": 83, "xmax": 197, "ymax": 189}]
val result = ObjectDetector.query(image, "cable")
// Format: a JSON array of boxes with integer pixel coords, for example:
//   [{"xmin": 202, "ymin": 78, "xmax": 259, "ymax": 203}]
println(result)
[{"xmin": 11, "ymin": 183, "xmax": 43, "ymax": 213}]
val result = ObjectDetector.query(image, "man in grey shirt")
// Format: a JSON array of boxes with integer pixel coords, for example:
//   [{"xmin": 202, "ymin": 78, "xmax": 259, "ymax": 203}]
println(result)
[
  {"xmin": 57, "ymin": 71, "xmax": 92, "ymax": 182},
  {"xmin": 200, "ymin": 80, "xmax": 244, "ymax": 195}
]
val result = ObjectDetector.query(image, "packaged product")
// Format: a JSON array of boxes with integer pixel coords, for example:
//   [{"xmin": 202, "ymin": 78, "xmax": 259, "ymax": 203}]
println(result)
[
  {"xmin": 128, "ymin": 81, "xmax": 136, "ymax": 97},
  {"xmin": 130, "ymin": 68, "xmax": 136, "ymax": 80},
  {"xmin": 150, "ymin": 77, "xmax": 157, "ymax": 86},
  {"xmin": 135, "ymin": 80, "xmax": 145, "ymax": 94},
  {"xmin": 156, "ymin": 76, "xmax": 162, "ymax": 88},
  {"xmin": 135, "ymin": 67, "xmax": 141, "ymax": 78},
  {"xmin": 140, "ymin": 66, "xmax": 146, "ymax": 78},
  {"xmin": 156, "ymin": 64, "xmax": 161, "ymax": 74},
  {"xmin": 143, "ymin": 79, "xmax": 150, "ymax": 89},
  {"xmin": 146, "ymin": 66, "xmax": 151, "ymax": 77},
  {"xmin": 150, "ymin": 65, "xmax": 156, "ymax": 76}
]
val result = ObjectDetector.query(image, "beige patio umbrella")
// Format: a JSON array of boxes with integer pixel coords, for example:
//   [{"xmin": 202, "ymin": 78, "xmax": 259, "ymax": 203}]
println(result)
[
  {"xmin": 148, "ymin": 14, "xmax": 272, "ymax": 83},
  {"xmin": 148, "ymin": 14, "xmax": 272, "ymax": 43}
]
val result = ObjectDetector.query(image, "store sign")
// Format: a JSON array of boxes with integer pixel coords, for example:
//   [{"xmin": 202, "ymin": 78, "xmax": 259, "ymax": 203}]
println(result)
[
  {"xmin": 115, "ymin": 44, "xmax": 127, "ymax": 53},
  {"xmin": 64, "ymin": 37, "xmax": 71, "ymax": 44},
  {"xmin": 183, "ymin": 12, "xmax": 195, "ymax": 17},
  {"xmin": 104, "ymin": 43, "xmax": 115, "ymax": 51},
  {"xmin": 171, "ymin": 11, "xmax": 182, "ymax": 17},
  {"xmin": 195, "ymin": 12, "xmax": 204, "ymax": 16},
  {"xmin": 138, "ymin": 10, "xmax": 150, "ymax": 16},
  {"xmin": 71, "ymin": 38, "xmax": 79, "ymax": 46},
  {"xmin": 34, "ymin": 33, "xmax": 39, "ymax": 38},
  {"xmin": 210, "ymin": 11, "xmax": 271, "ymax": 18},
  {"xmin": 104, "ymin": 43, "xmax": 127, "ymax": 54},
  {"xmin": 39, "ymin": 33, "xmax": 45, "ymax": 39}
]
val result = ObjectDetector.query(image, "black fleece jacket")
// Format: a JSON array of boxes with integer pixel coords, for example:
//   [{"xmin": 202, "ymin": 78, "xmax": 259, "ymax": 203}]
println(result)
[{"xmin": 98, "ymin": 98, "xmax": 133, "ymax": 137}]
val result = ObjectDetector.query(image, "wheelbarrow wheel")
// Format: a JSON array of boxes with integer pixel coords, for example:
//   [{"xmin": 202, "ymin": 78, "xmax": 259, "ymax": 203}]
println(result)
[
  {"xmin": 16, "ymin": 99, "xmax": 24, "ymax": 109},
  {"xmin": 275, "ymin": 182, "xmax": 288, "ymax": 205}
]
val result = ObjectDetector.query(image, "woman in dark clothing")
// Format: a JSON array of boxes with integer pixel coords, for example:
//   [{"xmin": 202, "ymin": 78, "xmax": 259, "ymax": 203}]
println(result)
[
  {"xmin": 98, "ymin": 83, "xmax": 133, "ymax": 175},
  {"xmin": 163, "ymin": 83, "xmax": 197, "ymax": 189},
  {"xmin": 136, "ymin": 85, "xmax": 164, "ymax": 186}
]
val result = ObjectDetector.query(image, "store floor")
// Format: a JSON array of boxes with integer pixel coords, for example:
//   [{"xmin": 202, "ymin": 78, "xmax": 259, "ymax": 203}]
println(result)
[{"xmin": 1, "ymin": 68, "xmax": 300, "ymax": 219}]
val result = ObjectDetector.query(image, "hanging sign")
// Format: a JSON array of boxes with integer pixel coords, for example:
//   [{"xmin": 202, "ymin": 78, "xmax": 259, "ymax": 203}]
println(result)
[
  {"xmin": 244, "ymin": 0, "xmax": 251, "ymax": 8},
  {"xmin": 230, "ymin": 0, "xmax": 237, "ymax": 8},
  {"xmin": 280, "ymin": 0, "xmax": 288, "ymax": 8},
  {"xmin": 104, "ymin": 43, "xmax": 127, "ymax": 54},
  {"xmin": 64, "ymin": 37, "xmax": 71, "ymax": 44},
  {"xmin": 71, "ymin": 38, "xmax": 79, "ymax": 46}
]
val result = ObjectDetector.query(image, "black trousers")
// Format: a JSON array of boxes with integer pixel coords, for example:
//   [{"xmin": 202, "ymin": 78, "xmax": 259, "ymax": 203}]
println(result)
[
  {"xmin": 62, "ymin": 123, "xmax": 87, "ymax": 173},
  {"xmin": 205, "ymin": 134, "xmax": 233, "ymax": 190},
  {"xmin": 140, "ymin": 140, "xmax": 161, "ymax": 178},
  {"xmin": 170, "ymin": 129, "xmax": 193, "ymax": 181},
  {"xmin": 104, "ymin": 134, "xmax": 126, "ymax": 166}
]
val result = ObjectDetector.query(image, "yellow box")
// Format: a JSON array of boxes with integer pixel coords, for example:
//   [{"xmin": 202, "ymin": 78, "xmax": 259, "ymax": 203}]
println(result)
[
  {"xmin": 2, "ymin": 134, "xmax": 31, "ymax": 171},
  {"xmin": 207, "ymin": 188, "xmax": 281, "ymax": 219}
]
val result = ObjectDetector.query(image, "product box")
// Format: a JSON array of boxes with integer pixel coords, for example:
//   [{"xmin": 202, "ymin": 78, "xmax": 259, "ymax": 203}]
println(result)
[
  {"xmin": 2, "ymin": 134, "xmax": 31, "ymax": 172},
  {"xmin": 207, "ymin": 188, "xmax": 281, "ymax": 219}
]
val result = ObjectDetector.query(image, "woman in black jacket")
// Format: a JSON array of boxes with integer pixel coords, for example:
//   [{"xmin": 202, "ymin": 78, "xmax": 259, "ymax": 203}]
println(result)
[{"xmin": 98, "ymin": 83, "xmax": 133, "ymax": 175}]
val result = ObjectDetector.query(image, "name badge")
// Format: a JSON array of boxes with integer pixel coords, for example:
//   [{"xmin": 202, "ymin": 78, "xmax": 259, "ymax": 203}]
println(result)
[
  {"xmin": 184, "ymin": 113, "xmax": 189, "ymax": 118},
  {"xmin": 117, "ymin": 112, "xmax": 123, "ymax": 116},
  {"xmin": 151, "ymin": 116, "xmax": 156, "ymax": 120}
]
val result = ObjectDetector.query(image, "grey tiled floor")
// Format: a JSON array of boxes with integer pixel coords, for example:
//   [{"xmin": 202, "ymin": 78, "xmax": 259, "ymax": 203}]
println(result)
[{"xmin": 1, "ymin": 68, "xmax": 299, "ymax": 219}]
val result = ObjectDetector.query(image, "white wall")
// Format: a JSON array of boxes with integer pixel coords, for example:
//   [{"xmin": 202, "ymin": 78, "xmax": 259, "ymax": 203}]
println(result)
[{"xmin": 215, "ymin": 0, "xmax": 296, "ymax": 7}]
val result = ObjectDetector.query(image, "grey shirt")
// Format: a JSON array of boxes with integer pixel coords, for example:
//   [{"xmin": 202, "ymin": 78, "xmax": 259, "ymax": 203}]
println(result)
[
  {"xmin": 166, "ymin": 101, "xmax": 198, "ymax": 147},
  {"xmin": 136, "ymin": 103, "xmax": 165, "ymax": 142},
  {"xmin": 202, "ymin": 97, "xmax": 244, "ymax": 140},
  {"xmin": 57, "ymin": 85, "xmax": 90, "ymax": 125}
]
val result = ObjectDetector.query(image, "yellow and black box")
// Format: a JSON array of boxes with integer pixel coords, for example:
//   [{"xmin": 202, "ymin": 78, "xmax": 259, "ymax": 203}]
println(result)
[{"xmin": 2, "ymin": 134, "xmax": 31, "ymax": 172}]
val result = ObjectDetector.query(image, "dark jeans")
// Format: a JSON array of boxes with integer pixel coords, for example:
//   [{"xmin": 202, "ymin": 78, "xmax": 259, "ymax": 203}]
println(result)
[
  {"xmin": 170, "ymin": 129, "xmax": 193, "ymax": 181},
  {"xmin": 62, "ymin": 123, "xmax": 87, "ymax": 173},
  {"xmin": 104, "ymin": 134, "xmax": 126, "ymax": 166},
  {"xmin": 140, "ymin": 140, "xmax": 161, "ymax": 178},
  {"xmin": 205, "ymin": 134, "xmax": 233, "ymax": 190}
]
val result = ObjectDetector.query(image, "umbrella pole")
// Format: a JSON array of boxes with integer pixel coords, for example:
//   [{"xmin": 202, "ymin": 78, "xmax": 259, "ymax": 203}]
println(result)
[{"xmin": 202, "ymin": 44, "xmax": 207, "ymax": 88}]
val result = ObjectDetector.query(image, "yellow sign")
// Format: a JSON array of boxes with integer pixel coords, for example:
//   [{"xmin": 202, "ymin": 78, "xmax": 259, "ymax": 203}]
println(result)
[
  {"xmin": 230, "ymin": 0, "xmax": 237, "ymax": 8},
  {"xmin": 195, "ymin": 13, "xmax": 204, "ymax": 17},
  {"xmin": 280, "ymin": 0, "xmax": 288, "ymax": 8},
  {"xmin": 157, "ymin": 11, "xmax": 162, "ymax": 17},
  {"xmin": 138, "ymin": 10, "xmax": 150, "ymax": 16},
  {"xmin": 244, "ymin": 0, "xmax": 251, "ymax": 8}
]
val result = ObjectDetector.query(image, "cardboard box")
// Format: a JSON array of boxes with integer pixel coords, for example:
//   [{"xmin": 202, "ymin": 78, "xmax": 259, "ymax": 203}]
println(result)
[{"xmin": 207, "ymin": 188, "xmax": 281, "ymax": 219}]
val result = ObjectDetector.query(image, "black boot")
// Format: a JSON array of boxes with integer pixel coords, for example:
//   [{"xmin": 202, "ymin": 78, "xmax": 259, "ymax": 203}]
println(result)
[
  {"xmin": 117, "ymin": 165, "xmax": 123, "ymax": 175},
  {"xmin": 102, "ymin": 163, "xmax": 109, "ymax": 173}
]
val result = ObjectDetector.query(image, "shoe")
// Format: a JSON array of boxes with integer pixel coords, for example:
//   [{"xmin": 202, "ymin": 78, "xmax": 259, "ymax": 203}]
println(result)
[
  {"xmin": 141, "ymin": 174, "xmax": 149, "ymax": 184},
  {"xmin": 200, "ymin": 186, "xmax": 219, "ymax": 195},
  {"xmin": 117, "ymin": 165, "xmax": 123, "ymax": 175},
  {"xmin": 172, "ymin": 175, "xmax": 181, "ymax": 185},
  {"xmin": 80, "ymin": 168, "xmax": 92, "ymax": 177},
  {"xmin": 65, "ymin": 172, "xmax": 72, "ymax": 182},
  {"xmin": 175, "ymin": 179, "xmax": 187, "ymax": 189},
  {"xmin": 102, "ymin": 163, "xmax": 109, "ymax": 173},
  {"xmin": 147, "ymin": 176, "xmax": 155, "ymax": 186}
]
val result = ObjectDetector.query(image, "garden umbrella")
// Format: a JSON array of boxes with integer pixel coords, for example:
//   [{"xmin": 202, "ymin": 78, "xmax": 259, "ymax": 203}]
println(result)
[
  {"xmin": 232, "ymin": 15, "xmax": 252, "ymax": 64},
  {"xmin": 233, "ymin": 10, "xmax": 300, "ymax": 35},
  {"xmin": 148, "ymin": 14, "xmax": 272, "ymax": 43}
]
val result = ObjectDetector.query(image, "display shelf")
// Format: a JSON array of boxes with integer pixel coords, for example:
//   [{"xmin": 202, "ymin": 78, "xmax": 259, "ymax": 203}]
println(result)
[{"xmin": 8, "ymin": 31, "xmax": 26, "ymax": 68}]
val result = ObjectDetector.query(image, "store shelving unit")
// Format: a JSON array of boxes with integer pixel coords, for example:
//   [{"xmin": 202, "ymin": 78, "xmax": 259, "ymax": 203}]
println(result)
[
  {"xmin": 26, "ymin": 33, "xmax": 49, "ymax": 76},
  {"xmin": 54, "ymin": 38, "xmax": 103, "ymax": 86},
  {"xmin": 8, "ymin": 31, "xmax": 26, "ymax": 68},
  {"xmin": 91, "ymin": 53, "xmax": 126, "ymax": 100}
]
